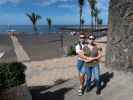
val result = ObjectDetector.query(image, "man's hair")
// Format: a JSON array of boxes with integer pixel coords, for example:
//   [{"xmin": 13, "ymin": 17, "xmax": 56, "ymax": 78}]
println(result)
[{"xmin": 79, "ymin": 32, "xmax": 85, "ymax": 36}]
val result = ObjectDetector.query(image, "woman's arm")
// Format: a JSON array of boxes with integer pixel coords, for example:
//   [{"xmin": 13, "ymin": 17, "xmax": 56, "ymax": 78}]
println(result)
[
  {"xmin": 95, "ymin": 46, "xmax": 102, "ymax": 60},
  {"xmin": 78, "ymin": 51, "xmax": 96, "ymax": 62},
  {"xmin": 78, "ymin": 51, "xmax": 95, "ymax": 62},
  {"xmin": 95, "ymin": 50, "xmax": 102, "ymax": 59}
]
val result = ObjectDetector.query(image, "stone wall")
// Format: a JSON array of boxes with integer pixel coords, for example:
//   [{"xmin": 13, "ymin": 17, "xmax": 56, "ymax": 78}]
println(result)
[{"xmin": 106, "ymin": 0, "xmax": 133, "ymax": 72}]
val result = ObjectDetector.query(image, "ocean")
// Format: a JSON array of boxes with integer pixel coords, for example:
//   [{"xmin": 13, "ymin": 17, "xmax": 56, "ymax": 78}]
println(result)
[
  {"xmin": 0, "ymin": 25, "xmax": 84, "ymax": 34},
  {"xmin": 0, "ymin": 25, "xmax": 108, "ymax": 37}
]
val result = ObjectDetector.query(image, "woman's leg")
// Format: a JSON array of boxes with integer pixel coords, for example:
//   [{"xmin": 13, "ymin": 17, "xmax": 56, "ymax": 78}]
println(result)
[
  {"xmin": 92, "ymin": 64, "xmax": 101, "ymax": 94},
  {"xmin": 85, "ymin": 67, "xmax": 92, "ymax": 89}
]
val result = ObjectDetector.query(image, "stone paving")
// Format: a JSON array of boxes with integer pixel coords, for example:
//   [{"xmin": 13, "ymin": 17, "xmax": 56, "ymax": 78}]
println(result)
[
  {"xmin": 24, "ymin": 56, "xmax": 133, "ymax": 100},
  {"xmin": 10, "ymin": 35, "xmax": 30, "ymax": 62},
  {"xmin": 11, "ymin": 35, "xmax": 133, "ymax": 100}
]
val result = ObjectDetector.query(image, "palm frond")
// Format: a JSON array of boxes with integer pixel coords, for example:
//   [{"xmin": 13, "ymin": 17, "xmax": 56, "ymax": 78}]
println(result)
[
  {"xmin": 88, "ymin": 0, "xmax": 97, "ymax": 9},
  {"xmin": 26, "ymin": 13, "xmax": 33, "ymax": 22},
  {"xmin": 93, "ymin": 7, "xmax": 100, "ymax": 17},
  {"xmin": 26, "ymin": 12, "xmax": 42, "ymax": 32},
  {"xmin": 78, "ymin": 0, "xmax": 84, "ymax": 6},
  {"xmin": 97, "ymin": 18, "xmax": 103, "ymax": 25}
]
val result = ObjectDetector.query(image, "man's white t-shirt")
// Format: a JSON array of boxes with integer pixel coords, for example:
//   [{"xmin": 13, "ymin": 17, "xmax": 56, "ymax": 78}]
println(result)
[{"xmin": 75, "ymin": 43, "xmax": 85, "ymax": 60}]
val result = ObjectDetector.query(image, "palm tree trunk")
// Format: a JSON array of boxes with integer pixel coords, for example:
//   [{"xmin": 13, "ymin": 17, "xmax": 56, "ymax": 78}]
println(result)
[
  {"xmin": 48, "ymin": 26, "xmax": 50, "ymax": 32},
  {"xmin": 91, "ymin": 15, "xmax": 94, "ymax": 35},
  {"xmin": 33, "ymin": 24, "xmax": 37, "ymax": 33},
  {"xmin": 95, "ymin": 16, "xmax": 97, "ymax": 32},
  {"xmin": 80, "ymin": 8, "xmax": 82, "ymax": 31},
  {"xmin": 60, "ymin": 33, "xmax": 63, "ymax": 48}
]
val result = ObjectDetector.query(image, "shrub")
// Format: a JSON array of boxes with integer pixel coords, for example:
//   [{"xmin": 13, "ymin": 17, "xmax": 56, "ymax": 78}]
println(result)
[
  {"xmin": 0, "ymin": 62, "xmax": 26, "ymax": 90},
  {"xmin": 67, "ymin": 45, "xmax": 76, "ymax": 56}
]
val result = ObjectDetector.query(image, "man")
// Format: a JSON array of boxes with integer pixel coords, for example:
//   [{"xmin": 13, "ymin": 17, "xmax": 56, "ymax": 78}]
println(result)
[{"xmin": 75, "ymin": 33, "xmax": 98, "ymax": 96}]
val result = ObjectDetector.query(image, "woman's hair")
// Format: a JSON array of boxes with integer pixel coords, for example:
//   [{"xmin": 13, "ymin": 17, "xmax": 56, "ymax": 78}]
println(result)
[{"xmin": 88, "ymin": 34, "xmax": 96, "ymax": 40}]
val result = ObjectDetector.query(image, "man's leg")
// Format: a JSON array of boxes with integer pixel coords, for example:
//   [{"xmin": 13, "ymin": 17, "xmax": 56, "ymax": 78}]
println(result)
[
  {"xmin": 78, "ymin": 70, "xmax": 86, "ymax": 96},
  {"xmin": 76, "ymin": 60, "xmax": 84, "ymax": 85},
  {"xmin": 76, "ymin": 60, "xmax": 85, "ymax": 95},
  {"xmin": 79, "ymin": 73, "xmax": 85, "ymax": 90}
]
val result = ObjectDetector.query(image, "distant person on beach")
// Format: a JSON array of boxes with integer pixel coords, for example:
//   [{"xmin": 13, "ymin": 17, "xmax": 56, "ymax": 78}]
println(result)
[
  {"xmin": 0, "ymin": 51, "xmax": 5, "ymax": 59},
  {"xmin": 81, "ymin": 35, "xmax": 102, "ymax": 95},
  {"xmin": 75, "ymin": 32, "xmax": 98, "ymax": 96}
]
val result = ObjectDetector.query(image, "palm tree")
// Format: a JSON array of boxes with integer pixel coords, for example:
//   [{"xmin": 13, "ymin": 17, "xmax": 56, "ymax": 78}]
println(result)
[
  {"xmin": 46, "ymin": 17, "xmax": 52, "ymax": 32},
  {"xmin": 88, "ymin": 0, "xmax": 97, "ymax": 34},
  {"xmin": 93, "ymin": 7, "xmax": 100, "ymax": 31},
  {"xmin": 97, "ymin": 18, "xmax": 103, "ymax": 29},
  {"xmin": 81, "ymin": 18, "xmax": 85, "ymax": 30},
  {"xmin": 97, "ymin": 18, "xmax": 103, "ymax": 25},
  {"xmin": 78, "ymin": 0, "xmax": 84, "ymax": 31},
  {"xmin": 26, "ymin": 12, "xmax": 41, "ymax": 33}
]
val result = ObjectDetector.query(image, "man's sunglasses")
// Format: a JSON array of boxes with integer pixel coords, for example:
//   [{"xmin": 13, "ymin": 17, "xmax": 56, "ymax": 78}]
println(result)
[{"xmin": 79, "ymin": 37, "xmax": 86, "ymax": 39}]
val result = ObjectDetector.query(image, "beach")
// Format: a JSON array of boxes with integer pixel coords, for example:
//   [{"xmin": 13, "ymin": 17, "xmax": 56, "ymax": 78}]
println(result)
[
  {"xmin": 0, "ymin": 30, "xmax": 107, "ymax": 62},
  {"xmin": 16, "ymin": 33, "xmax": 78, "ymax": 61},
  {"xmin": 0, "ymin": 34, "xmax": 17, "ymax": 63}
]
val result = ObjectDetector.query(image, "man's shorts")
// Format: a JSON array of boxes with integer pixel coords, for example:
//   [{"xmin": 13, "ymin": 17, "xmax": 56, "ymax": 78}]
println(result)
[
  {"xmin": 80, "ymin": 66, "xmax": 90, "ymax": 75},
  {"xmin": 80, "ymin": 64, "xmax": 100, "ymax": 76},
  {"xmin": 76, "ymin": 59, "xmax": 84, "ymax": 73}
]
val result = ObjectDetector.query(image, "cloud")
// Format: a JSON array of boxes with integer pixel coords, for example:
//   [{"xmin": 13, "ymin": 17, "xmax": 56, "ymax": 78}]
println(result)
[
  {"xmin": 98, "ymin": 0, "xmax": 109, "ymax": 24},
  {"xmin": 34, "ymin": 0, "xmax": 73, "ymax": 6},
  {"xmin": 0, "ymin": 0, "xmax": 21, "ymax": 5},
  {"xmin": 57, "ymin": 4, "xmax": 75, "ymax": 9},
  {"xmin": 0, "ymin": 12, "xmax": 28, "ymax": 25},
  {"xmin": 98, "ymin": 0, "xmax": 109, "ymax": 12}
]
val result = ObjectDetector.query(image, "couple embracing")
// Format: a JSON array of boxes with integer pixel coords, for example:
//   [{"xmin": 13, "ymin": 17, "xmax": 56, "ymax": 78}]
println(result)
[{"xmin": 75, "ymin": 32, "xmax": 102, "ymax": 96}]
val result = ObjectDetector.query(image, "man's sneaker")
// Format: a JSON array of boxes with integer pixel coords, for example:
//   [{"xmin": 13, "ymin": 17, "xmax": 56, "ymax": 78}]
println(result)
[{"xmin": 78, "ymin": 89, "xmax": 83, "ymax": 96}]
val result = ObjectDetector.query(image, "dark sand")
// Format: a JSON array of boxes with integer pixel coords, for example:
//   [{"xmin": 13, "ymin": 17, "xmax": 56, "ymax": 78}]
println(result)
[
  {"xmin": 17, "ymin": 33, "xmax": 78, "ymax": 61},
  {"xmin": 0, "ymin": 34, "xmax": 17, "ymax": 63}
]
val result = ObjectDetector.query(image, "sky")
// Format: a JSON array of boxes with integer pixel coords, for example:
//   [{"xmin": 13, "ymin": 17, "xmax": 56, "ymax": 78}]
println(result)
[{"xmin": 0, "ymin": 0, "xmax": 109, "ymax": 25}]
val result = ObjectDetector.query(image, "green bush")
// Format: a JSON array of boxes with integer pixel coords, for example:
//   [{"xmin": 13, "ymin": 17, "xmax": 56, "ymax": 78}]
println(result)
[
  {"xmin": 67, "ymin": 45, "xmax": 76, "ymax": 56},
  {"xmin": 0, "ymin": 62, "xmax": 26, "ymax": 90}
]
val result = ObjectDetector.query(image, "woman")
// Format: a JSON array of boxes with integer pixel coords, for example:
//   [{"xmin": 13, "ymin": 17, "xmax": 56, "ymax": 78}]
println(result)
[
  {"xmin": 75, "ymin": 32, "xmax": 96, "ymax": 96},
  {"xmin": 81, "ymin": 35, "xmax": 102, "ymax": 95}
]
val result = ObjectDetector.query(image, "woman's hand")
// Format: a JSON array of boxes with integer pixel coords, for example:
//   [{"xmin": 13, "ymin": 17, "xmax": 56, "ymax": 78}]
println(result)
[{"xmin": 84, "ymin": 57, "xmax": 96, "ymax": 62}]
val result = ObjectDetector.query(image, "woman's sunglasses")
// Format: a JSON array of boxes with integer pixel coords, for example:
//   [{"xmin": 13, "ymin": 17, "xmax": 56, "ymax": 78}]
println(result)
[{"xmin": 89, "ymin": 38, "xmax": 95, "ymax": 40}]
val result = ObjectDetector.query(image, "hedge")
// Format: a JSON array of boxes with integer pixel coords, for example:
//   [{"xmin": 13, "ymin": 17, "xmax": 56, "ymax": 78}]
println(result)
[{"xmin": 0, "ymin": 62, "xmax": 26, "ymax": 90}]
